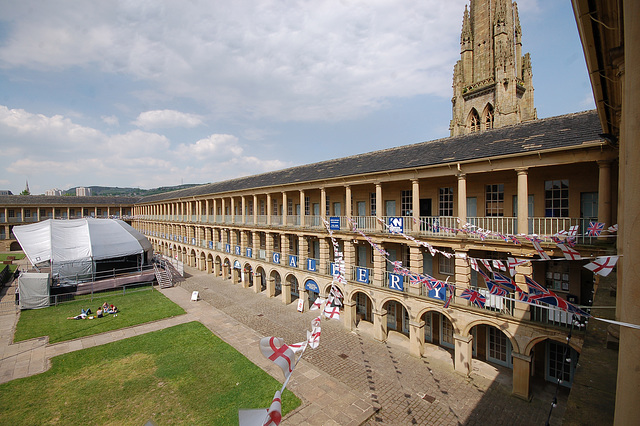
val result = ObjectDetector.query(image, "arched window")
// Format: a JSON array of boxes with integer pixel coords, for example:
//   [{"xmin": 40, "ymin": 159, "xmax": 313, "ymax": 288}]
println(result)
[
  {"xmin": 468, "ymin": 109, "xmax": 480, "ymax": 133},
  {"xmin": 483, "ymin": 104, "xmax": 494, "ymax": 130}
]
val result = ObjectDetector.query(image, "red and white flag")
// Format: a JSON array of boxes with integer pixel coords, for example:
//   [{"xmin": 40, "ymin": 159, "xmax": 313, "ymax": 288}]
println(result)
[
  {"xmin": 307, "ymin": 327, "xmax": 321, "ymax": 349},
  {"xmin": 469, "ymin": 258, "xmax": 479, "ymax": 272},
  {"xmin": 288, "ymin": 341, "xmax": 307, "ymax": 353},
  {"xmin": 492, "ymin": 260, "xmax": 506, "ymax": 272},
  {"xmin": 532, "ymin": 240, "xmax": 551, "ymax": 260},
  {"xmin": 310, "ymin": 297, "xmax": 326, "ymax": 311},
  {"xmin": 608, "ymin": 224, "xmax": 618, "ymax": 233},
  {"xmin": 557, "ymin": 243, "xmax": 582, "ymax": 260},
  {"xmin": 584, "ymin": 256, "xmax": 619, "ymax": 277},
  {"xmin": 568, "ymin": 225, "xmax": 579, "ymax": 237},
  {"xmin": 263, "ymin": 390, "xmax": 282, "ymax": 426},
  {"xmin": 259, "ymin": 337, "xmax": 295, "ymax": 379},
  {"xmin": 480, "ymin": 259, "xmax": 493, "ymax": 273},
  {"xmin": 507, "ymin": 257, "xmax": 527, "ymax": 276},
  {"xmin": 323, "ymin": 305, "xmax": 340, "ymax": 320}
]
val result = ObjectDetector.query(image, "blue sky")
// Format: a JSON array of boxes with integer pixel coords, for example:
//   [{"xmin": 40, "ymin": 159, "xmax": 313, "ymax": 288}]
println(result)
[{"xmin": 0, "ymin": 0, "xmax": 594, "ymax": 195}]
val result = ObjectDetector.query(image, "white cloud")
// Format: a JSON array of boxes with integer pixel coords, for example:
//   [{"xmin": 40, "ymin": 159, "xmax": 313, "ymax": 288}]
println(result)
[
  {"xmin": 133, "ymin": 109, "xmax": 204, "ymax": 129},
  {"xmin": 0, "ymin": 0, "xmax": 467, "ymax": 122},
  {"xmin": 176, "ymin": 134, "xmax": 242, "ymax": 159},
  {"xmin": 102, "ymin": 115, "xmax": 119, "ymax": 126}
]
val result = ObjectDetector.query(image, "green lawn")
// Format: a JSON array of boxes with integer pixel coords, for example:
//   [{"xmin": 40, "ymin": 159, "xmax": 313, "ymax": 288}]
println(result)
[
  {"xmin": 0, "ymin": 321, "xmax": 301, "ymax": 425},
  {"xmin": 0, "ymin": 253, "xmax": 25, "ymax": 261},
  {"xmin": 14, "ymin": 287, "xmax": 186, "ymax": 343}
]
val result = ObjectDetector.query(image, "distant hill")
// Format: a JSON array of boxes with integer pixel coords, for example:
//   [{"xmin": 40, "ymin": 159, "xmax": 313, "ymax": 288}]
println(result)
[{"xmin": 63, "ymin": 184, "xmax": 201, "ymax": 197}]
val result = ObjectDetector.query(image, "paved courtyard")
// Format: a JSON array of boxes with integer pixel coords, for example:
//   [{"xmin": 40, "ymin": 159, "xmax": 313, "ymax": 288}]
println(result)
[
  {"xmin": 179, "ymin": 267, "xmax": 568, "ymax": 425},
  {"xmin": 0, "ymin": 262, "xmax": 569, "ymax": 425}
]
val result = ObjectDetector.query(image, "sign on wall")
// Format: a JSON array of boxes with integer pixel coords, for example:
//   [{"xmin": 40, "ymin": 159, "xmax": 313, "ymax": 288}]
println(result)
[{"xmin": 388, "ymin": 217, "xmax": 403, "ymax": 234}]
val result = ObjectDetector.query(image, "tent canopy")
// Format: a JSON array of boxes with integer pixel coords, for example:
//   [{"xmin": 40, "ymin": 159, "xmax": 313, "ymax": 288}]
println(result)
[{"xmin": 13, "ymin": 218, "xmax": 152, "ymax": 279}]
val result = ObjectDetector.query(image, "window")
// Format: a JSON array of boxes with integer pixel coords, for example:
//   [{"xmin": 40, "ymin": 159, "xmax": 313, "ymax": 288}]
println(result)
[
  {"xmin": 287, "ymin": 199, "xmax": 293, "ymax": 215},
  {"xmin": 370, "ymin": 192, "xmax": 376, "ymax": 216},
  {"xmin": 423, "ymin": 312, "xmax": 432, "ymax": 342},
  {"xmin": 304, "ymin": 196, "xmax": 310, "ymax": 215},
  {"xmin": 484, "ymin": 105, "xmax": 494, "ymax": 130},
  {"xmin": 488, "ymin": 326, "xmax": 512, "ymax": 367},
  {"xmin": 259, "ymin": 200, "xmax": 265, "ymax": 216},
  {"xmin": 272, "ymin": 199, "xmax": 278, "ymax": 215},
  {"xmin": 439, "ymin": 187, "xmax": 454, "ymax": 216},
  {"xmin": 401, "ymin": 190, "xmax": 412, "ymax": 216},
  {"xmin": 545, "ymin": 180, "xmax": 569, "ymax": 217},
  {"xmin": 325, "ymin": 195, "xmax": 330, "ymax": 216},
  {"xmin": 8, "ymin": 210, "xmax": 14, "ymax": 218},
  {"xmin": 438, "ymin": 254, "xmax": 454, "ymax": 276},
  {"xmin": 25, "ymin": 209, "xmax": 31, "ymax": 218},
  {"xmin": 545, "ymin": 261, "xmax": 570, "ymax": 292},
  {"xmin": 441, "ymin": 315, "xmax": 454, "ymax": 348},
  {"xmin": 547, "ymin": 341, "xmax": 579, "ymax": 387},
  {"xmin": 485, "ymin": 184, "xmax": 504, "ymax": 216},
  {"xmin": 469, "ymin": 109, "xmax": 480, "ymax": 133},
  {"xmin": 247, "ymin": 200, "xmax": 254, "ymax": 216}
]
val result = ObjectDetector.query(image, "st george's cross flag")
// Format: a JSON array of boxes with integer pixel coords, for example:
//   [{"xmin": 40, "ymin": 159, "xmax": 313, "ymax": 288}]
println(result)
[
  {"xmin": 492, "ymin": 260, "xmax": 507, "ymax": 272},
  {"xmin": 480, "ymin": 259, "xmax": 493, "ymax": 273},
  {"xmin": 260, "ymin": 337, "xmax": 295, "ymax": 379},
  {"xmin": 584, "ymin": 256, "xmax": 619, "ymax": 277},
  {"xmin": 531, "ymin": 240, "xmax": 551, "ymax": 260},
  {"xmin": 568, "ymin": 225, "xmax": 580, "ymax": 237},
  {"xmin": 608, "ymin": 224, "xmax": 618, "ymax": 233},
  {"xmin": 310, "ymin": 297, "xmax": 326, "ymax": 311},
  {"xmin": 587, "ymin": 221, "xmax": 605, "ymax": 236},
  {"xmin": 556, "ymin": 243, "xmax": 582, "ymax": 260},
  {"xmin": 263, "ymin": 390, "xmax": 282, "ymax": 426},
  {"xmin": 507, "ymin": 257, "xmax": 528, "ymax": 276},
  {"xmin": 460, "ymin": 288, "xmax": 486, "ymax": 309},
  {"xmin": 469, "ymin": 257, "xmax": 479, "ymax": 272},
  {"xmin": 323, "ymin": 304, "xmax": 340, "ymax": 320}
]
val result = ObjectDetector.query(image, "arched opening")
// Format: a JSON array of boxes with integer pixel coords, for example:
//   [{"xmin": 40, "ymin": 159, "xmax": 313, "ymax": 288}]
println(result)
[
  {"xmin": 530, "ymin": 338, "xmax": 580, "ymax": 388},
  {"xmin": 256, "ymin": 266, "xmax": 267, "ymax": 292},
  {"xmin": 232, "ymin": 259, "xmax": 242, "ymax": 284},
  {"xmin": 354, "ymin": 291, "xmax": 373, "ymax": 325},
  {"xmin": 199, "ymin": 251, "xmax": 206, "ymax": 271},
  {"xmin": 468, "ymin": 108, "xmax": 481, "ymax": 133},
  {"xmin": 483, "ymin": 104, "xmax": 494, "ymax": 130},
  {"xmin": 469, "ymin": 324, "xmax": 513, "ymax": 368},
  {"xmin": 10, "ymin": 241, "xmax": 22, "ymax": 251},
  {"xmin": 287, "ymin": 274, "xmax": 298, "ymax": 301},
  {"xmin": 244, "ymin": 263, "xmax": 254, "ymax": 287},
  {"xmin": 422, "ymin": 311, "xmax": 455, "ymax": 350},
  {"xmin": 304, "ymin": 279, "xmax": 319, "ymax": 306},
  {"xmin": 270, "ymin": 270, "xmax": 282, "ymax": 297},
  {"xmin": 222, "ymin": 258, "xmax": 231, "ymax": 280},
  {"xmin": 383, "ymin": 300, "xmax": 409, "ymax": 337}
]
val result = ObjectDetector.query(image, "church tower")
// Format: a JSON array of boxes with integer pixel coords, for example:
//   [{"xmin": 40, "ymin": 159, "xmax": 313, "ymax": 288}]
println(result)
[{"xmin": 450, "ymin": 0, "xmax": 536, "ymax": 136}]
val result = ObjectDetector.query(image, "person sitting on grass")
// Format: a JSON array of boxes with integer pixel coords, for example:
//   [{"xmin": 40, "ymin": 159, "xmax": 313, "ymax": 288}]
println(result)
[
  {"xmin": 102, "ymin": 302, "xmax": 109, "ymax": 312},
  {"xmin": 97, "ymin": 307, "xmax": 103, "ymax": 318},
  {"xmin": 108, "ymin": 305, "xmax": 118, "ymax": 314}
]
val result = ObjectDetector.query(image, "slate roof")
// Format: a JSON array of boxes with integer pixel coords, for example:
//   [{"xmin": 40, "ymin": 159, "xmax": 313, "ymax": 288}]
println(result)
[
  {"xmin": 0, "ymin": 195, "xmax": 139, "ymax": 206},
  {"xmin": 139, "ymin": 110, "xmax": 603, "ymax": 203}
]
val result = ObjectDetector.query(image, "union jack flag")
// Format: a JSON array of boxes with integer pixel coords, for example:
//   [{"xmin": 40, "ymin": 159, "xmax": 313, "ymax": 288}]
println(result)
[
  {"xmin": 409, "ymin": 274, "xmax": 422, "ymax": 285},
  {"xmin": 529, "ymin": 292, "xmax": 569, "ymax": 311},
  {"xmin": 460, "ymin": 288, "xmax": 486, "ymax": 308},
  {"xmin": 587, "ymin": 221, "xmax": 605, "ymax": 236},
  {"xmin": 486, "ymin": 280, "xmax": 508, "ymax": 296},
  {"xmin": 424, "ymin": 275, "xmax": 444, "ymax": 291},
  {"xmin": 524, "ymin": 275, "xmax": 549, "ymax": 296},
  {"xmin": 492, "ymin": 272, "xmax": 517, "ymax": 292}
]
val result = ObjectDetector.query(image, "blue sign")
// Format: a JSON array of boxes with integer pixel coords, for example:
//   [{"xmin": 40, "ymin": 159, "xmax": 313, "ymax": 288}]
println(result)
[
  {"xmin": 235, "ymin": 245, "xmax": 241, "ymax": 255},
  {"xmin": 272, "ymin": 252, "xmax": 280, "ymax": 264},
  {"xmin": 191, "ymin": 238, "xmax": 196, "ymax": 245},
  {"xmin": 388, "ymin": 217, "xmax": 403, "ymax": 234},
  {"xmin": 356, "ymin": 267, "xmax": 369, "ymax": 283},
  {"xmin": 288, "ymin": 255, "xmax": 298, "ymax": 268},
  {"xmin": 246, "ymin": 248, "xmax": 252, "ymax": 258},
  {"xmin": 233, "ymin": 260, "xmax": 241, "ymax": 269},
  {"xmin": 305, "ymin": 279, "xmax": 319, "ymax": 293},
  {"xmin": 329, "ymin": 216, "xmax": 340, "ymax": 230},
  {"xmin": 388, "ymin": 273, "xmax": 404, "ymax": 291},
  {"xmin": 225, "ymin": 244, "xmax": 231, "ymax": 253},
  {"xmin": 429, "ymin": 286, "xmax": 446, "ymax": 301},
  {"xmin": 330, "ymin": 262, "xmax": 341, "ymax": 277},
  {"xmin": 307, "ymin": 258, "xmax": 316, "ymax": 272},
  {"xmin": 208, "ymin": 241, "xmax": 213, "ymax": 249}
]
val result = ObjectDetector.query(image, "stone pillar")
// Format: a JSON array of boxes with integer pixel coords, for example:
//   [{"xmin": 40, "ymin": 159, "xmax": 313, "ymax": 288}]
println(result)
[
  {"xmin": 373, "ymin": 308, "xmax": 388, "ymax": 342},
  {"xmin": 320, "ymin": 187, "xmax": 327, "ymax": 221},
  {"xmin": 409, "ymin": 320, "xmax": 425, "ymax": 358},
  {"xmin": 345, "ymin": 185, "xmax": 352, "ymax": 220},
  {"xmin": 513, "ymin": 262, "xmax": 532, "ymax": 321},
  {"xmin": 512, "ymin": 352, "xmax": 532, "ymax": 400},
  {"xmin": 319, "ymin": 238, "xmax": 330, "ymax": 274},
  {"xmin": 516, "ymin": 168, "xmax": 529, "ymax": 235},
  {"xmin": 409, "ymin": 246, "xmax": 423, "ymax": 295},
  {"xmin": 375, "ymin": 183, "xmax": 383, "ymax": 231},
  {"xmin": 266, "ymin": 276, "xmax": 276, "ymax": 298},
  {"xmin": 299, "ymin": 190, "xmax": 305, "ymax": 225},
  {"xmin": 282, "ymin": 192, "xmax": 288, "ymax": 226},
  {"xmin": 253, "ymin": 195, "xmax": 258, "ymax": 225},
  {"xmin": 412, "ymin": 179, "xmax": 420, "ymax": 232},
  {"xmin": 241, "ymin": 196, "xmax": 246, "ymax": 225},
  {"xmin": 343, "ymin": 299, "xmax": 357, "ymax": 331},
  {"xmin": 457, "ymin": 173, "xmax": 467, "ymax": 226},
  {"xmin": 266, "ymin": 193, "xmax": 272, "ymax": 226},
  {"xmin": 373, "ymin": 240, "xmax": 385, "ymax": 287},
  {"xmin": 598, "ymin": 160, "xmax": 613, "ymax": 228},
  {"xmin": 454, "ymin": 333, "xmax": 473, "ymax": 376},
  {"xmin": 455, "ymin": 249, "xmax": 470, "ymax": 303},
  {"xmin": 266, "ymin": 233, "xmax": 273, "ymax": 261},
  {"xmin": 299, "ymin": 236, "xmax": 308, "ymax": 270},
  {"xmin": 206, "ymin": 256, "xmax": 212, "ymax": 274},
  {"xmin": 282, "ymin": 281, "xmax": 292, "ymax": 304},
  {"xmin": 254, "ymin": 273, "xmax": 262, "ymax": 294},
  {"xmin": 344, "ymin": 239, "xmax": 355, "ymax": 281},
  {"xmin": 213, "ymin": 199, "xmax": 218, "ymax": 222}
]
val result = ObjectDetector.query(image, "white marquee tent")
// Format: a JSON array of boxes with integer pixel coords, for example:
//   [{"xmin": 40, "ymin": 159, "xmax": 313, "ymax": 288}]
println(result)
[{"xmin": 13, "ymin": 218, "xmax": 153, "ymax": 282}]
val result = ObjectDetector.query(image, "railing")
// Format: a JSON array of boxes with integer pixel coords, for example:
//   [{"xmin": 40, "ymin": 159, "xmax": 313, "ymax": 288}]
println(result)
[
  {"xmin": 350, "ymin": 265, "xmax": 372, "ymax": 284},
  {"xmin": 530, "ymin": 304, "xmax": 574, "ymax": 328},
  {"xmin": 303, "ymin": 215, "xmax": 323, "ymax": 229},
  {"xmin": 469, "ymin": 285, "xmax": 515, "ymax": 316},
  {"xmin": 258, "ymin": 249, "xmax": 267, "ymax": 260},
  {"xmin": 466, "ymin": 217, "xmax": 517, "ymax": 239},
  {"xmin": 271, "ymin": 215, "xmax": 282, "ymax": 226},
  {"xmin": 287, "ymin": 215, "xmax": 300, "ymax": 226},
  {"xmin": 257, "ymin": 215, "xmax": 267, "ymax": 225},
  {"xmin": 383, "ymin": 271, "xmax": 409, "ymax": 292}
]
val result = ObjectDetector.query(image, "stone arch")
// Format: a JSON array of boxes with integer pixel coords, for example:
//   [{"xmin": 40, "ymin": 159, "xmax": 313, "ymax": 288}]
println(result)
[
  {"xmin": 351, "ymin": 289, "xmax": 374, "ymax": 324},
  {"xmin": 244, "ymin": 262, "xmax": 254, "ymax": 287},
  {"xmin": 467, "ymin": 108, "xmax": 481, "ymax": 133},
  {"xmin": 381, "ymin": 297, "xmax": 411, "ymax": 337},
  {"xmin": 524, "ymin": 334, "xmax": 582, "ymax": 356},
  {"xmin": 10, "ymin": 241, "xmax": 22, "ymax": 251},
  {"xmin": 269, "ymin": 269, "xmax": 282, "ymax": 297},
  {"xmin": 482, "ymin": 103, "xmax": 494, "ymax": 130},
  {"xmin": 255, "ymin": 266, "xmax": 267, "ymax": 292},
  {"xmin": 284, "ymin": 272, "xmax": 299, "ymax": 300},
  {"xmin": 214, "ymin": 255, "xmax": 223, "ymax": 277},
  {"xmin": 206, "ymin": 253, "xmax": 214, "ymax": 274},
  {"xmin": 222, "ymin": 257, "xmax": 231, "ymax": 279},
  {"xmin": 462, "ymin": 319, "xmax": 520, "ymax": 354}
]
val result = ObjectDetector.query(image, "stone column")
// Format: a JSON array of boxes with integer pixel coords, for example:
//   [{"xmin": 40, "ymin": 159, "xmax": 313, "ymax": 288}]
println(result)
[
  {"xmin": 253, "ymin": 195, "xmax": 258, "ymax": 225},
  {"xmin": 409, "ymin": 320, "xmax": 425, "ymax": 358},
  {"xmin": 282, "ymin": 192, "xmax": 288, "ymax": 226},
  {"xmin": 454, "ymin": 333, "xmax": 473, "ymax": 376},
  {"xmin": 320, "ymin": 187, "xmax": 327, "ymax": 221},
  {"xmin": 408, "ymin": 246, "xmax": 423, "ymax": 295},
  {"xmin": 299, "ymin": 236, "xmax": 308, "ymax": 270},
  {"xmin": 221, "ymin": 198, "xmax": 226, "ymax": 222},
  {"xmin": 373, "ymin": 240, "xmax": 385, "ymax": 287},
  {"xmin": 254, "ymin": 273, "xmax": 262, "ymax": 294},
  {"xmin": 512, "ymin": 352, "xmax": 532, "ymax": 400},
  {"xmin": 266, "ymin": 276, "xmax": 276, "ymax": 298},
  {"xmin": 266, "ymin": 193, "xmax": 272, "ymax": 226},
  {"xmin": 516, "ymin": 168, "xmax": 529, "ymax": 235},
  {"xmin": 241, "ymin": 196, "xmax": 246, "ymax": 225},
  {"xmin": 343, "ymin": 299, "xmax": 357, "ymax": 331},
  {"xmin": 299, "ymin": 190, "xmax": 305, "ymax": 226},
  {"xmin": 373, "ymin": 308, "xmax": 388, "ymax": 342},
  {"xmin": 344, "ymin": 239, "xmax": 355, "ymax": 281},
  {"xmin": 455, "ymin": 249, "xmax": 470, "ymax": 303},
  {"xmin": 412, "ymin": 179, "xmax": 420, "ymax": 232},
  {"xmin": 252, "ymin": 231, "xmax": 259, "ymax": 260},
  {"xmin": 375, "ymin": 183, "xmax": 383, "ymax": 231},
  {"xmin": 513, "ymin": 262, "xmax": 532, "ymax": 321},
  {"xmin": 345, "ymin": 185, "xmax": 352, "ymax": 220},
  {"xmin": 597, "ymin": 160, "xmax": 613, "ymax": 228},
  {"xmin": 457, "ymin": 173, "xmax": 467, "ymax": 226},
  {"xmin": 319, "ymin": 238, "xmax": 330, "ymax": 274}
]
